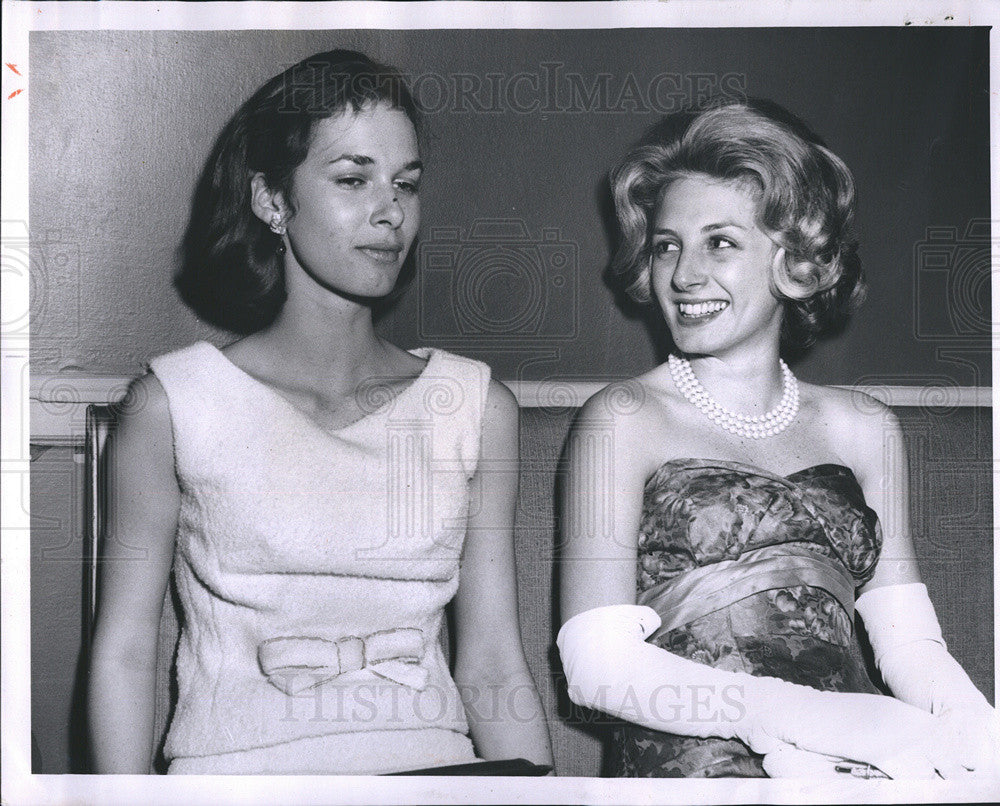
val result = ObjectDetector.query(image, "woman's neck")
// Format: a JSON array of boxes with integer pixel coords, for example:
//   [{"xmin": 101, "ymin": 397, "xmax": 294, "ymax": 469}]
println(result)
[
  {"xmin": 243, "ymin": 279, "xmax": 397, "ymax": 397},
  {"xmin": 683, "ymin": 348, "xmax": 788, "ymax": 417}
]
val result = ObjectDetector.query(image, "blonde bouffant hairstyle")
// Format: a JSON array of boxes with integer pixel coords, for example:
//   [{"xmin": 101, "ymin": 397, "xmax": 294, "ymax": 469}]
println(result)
[{"xmin": 609, "ymin": 102, "xmax": 866, "ymax": 349}]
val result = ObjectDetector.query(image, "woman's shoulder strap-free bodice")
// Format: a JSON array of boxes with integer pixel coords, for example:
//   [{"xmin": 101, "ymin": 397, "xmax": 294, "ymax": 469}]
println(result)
[{"xmin": 638, "ymin": 458, "xmax": 882, "ymax": 591}]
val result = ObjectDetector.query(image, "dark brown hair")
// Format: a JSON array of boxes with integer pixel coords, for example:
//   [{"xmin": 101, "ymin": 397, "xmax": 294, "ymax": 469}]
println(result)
[{"xmin": 177, "ymin": 49, "xmax": 419, "ymax": 333}]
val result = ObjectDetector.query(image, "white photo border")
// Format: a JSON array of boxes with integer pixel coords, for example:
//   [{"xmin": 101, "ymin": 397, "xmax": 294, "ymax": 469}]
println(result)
[{"xmin": 2, "ymin": 2, "xmax": 998, "ymax": 804}]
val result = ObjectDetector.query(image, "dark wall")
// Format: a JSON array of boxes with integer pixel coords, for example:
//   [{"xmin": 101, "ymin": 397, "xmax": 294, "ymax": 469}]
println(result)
[{"xmin": 30, "ymin": 28, "xmax": 990, "ymax": 387}]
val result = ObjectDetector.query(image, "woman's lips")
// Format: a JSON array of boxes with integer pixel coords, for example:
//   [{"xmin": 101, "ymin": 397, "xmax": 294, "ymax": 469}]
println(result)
[
  {"xmin": 356, "ymin": 245, "xmax": 402, "ymax": 264},
  {"xmin": 676, "ymin": 300, "xmax": 729, "ymax": 323}
]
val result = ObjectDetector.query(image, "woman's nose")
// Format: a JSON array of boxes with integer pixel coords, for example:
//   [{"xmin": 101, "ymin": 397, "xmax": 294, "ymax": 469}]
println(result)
[
  {"xmin": 371, "ymin": 188, "xmax": 404, "ymax": 228},
  {"xmin": 670, "ymin": 249, "xmax": 707, "ymax": 291}
]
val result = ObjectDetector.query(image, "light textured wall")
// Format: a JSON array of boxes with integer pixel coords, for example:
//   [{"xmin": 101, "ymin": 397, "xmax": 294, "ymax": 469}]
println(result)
[{"xmin": 29, "ymin": 30, "xmax": 386, "ymax": 373}]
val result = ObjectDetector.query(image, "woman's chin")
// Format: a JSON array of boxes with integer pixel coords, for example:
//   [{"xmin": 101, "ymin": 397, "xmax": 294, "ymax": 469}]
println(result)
[
  {"xmin": 361, "ymin": 266, "xmax": 406, "ymax": 298},
  {"xmin": 668, "ymin": 331, "xmax": 717, "ymax": 356},
  {"xmin": 304, "ymin": 270, "xmax": 401, "ymax": 304}
]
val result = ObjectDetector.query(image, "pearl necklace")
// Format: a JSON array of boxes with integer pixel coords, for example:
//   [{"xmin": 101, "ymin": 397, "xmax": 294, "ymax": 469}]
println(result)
[{"xmin": 667, "ymin": 353, "xmax": 799, "ymax": 439}]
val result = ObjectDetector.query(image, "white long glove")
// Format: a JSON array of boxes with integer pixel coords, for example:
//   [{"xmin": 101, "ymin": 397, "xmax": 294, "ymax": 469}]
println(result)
[
  {"xmin": 557, "ymin": 604, "xmax": 963, "ymax": 778},
  {"xmin": 856, "ymin": 582, "xmax": 1000, "ymax": 776}
]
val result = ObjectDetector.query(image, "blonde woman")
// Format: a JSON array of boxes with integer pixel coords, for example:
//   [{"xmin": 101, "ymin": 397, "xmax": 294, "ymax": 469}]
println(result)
[{"xmin": 558, "ymin": 102, "xmax": 997, "ymax": 779}]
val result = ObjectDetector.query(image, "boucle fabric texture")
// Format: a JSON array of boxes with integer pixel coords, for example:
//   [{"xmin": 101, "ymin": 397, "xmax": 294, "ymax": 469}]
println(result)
[
  {"xmin": 167, "ymin": 728, "xmax": 477, "ymax": 775},
  {"xmin": 149, "ymin": 342, "xmax": 488, "ymax": 773}
]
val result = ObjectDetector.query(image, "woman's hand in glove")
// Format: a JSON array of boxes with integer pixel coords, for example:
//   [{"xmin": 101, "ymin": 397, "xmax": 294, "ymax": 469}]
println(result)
[
  {"xmin": 934, "ymin": 703, "xmax": 1000, "ymax": 777},
  {"xmin": 742, "ymin": 676, "xmax": 966, "ymax": 779}
]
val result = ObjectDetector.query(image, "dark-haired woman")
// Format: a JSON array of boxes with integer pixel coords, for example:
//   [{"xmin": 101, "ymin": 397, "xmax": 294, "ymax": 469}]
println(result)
[
  {"xmin": 557, "ymin": 102, "xmax": 998, "ymax": 778},
  {"xmin": 88, "ymin": 50, "xmax": 552, "ymax": 775}
]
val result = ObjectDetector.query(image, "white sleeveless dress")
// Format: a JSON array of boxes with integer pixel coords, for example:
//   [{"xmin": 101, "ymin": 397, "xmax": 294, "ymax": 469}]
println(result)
[{"xmin": 149, "ymin": 342, "xmax": 489, "ymax": 774}]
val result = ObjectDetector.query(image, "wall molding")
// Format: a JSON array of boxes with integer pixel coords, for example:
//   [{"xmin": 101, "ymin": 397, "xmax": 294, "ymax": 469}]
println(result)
[{"xmin": 28, "ymin": 374, "xmax": 993, "ymax": 446}]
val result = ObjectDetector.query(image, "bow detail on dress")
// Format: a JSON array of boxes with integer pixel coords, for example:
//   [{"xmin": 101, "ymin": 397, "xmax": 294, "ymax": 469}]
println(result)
[{"xmin": 258, "ymin": 628, "xmax": 428, "ymax": 695}]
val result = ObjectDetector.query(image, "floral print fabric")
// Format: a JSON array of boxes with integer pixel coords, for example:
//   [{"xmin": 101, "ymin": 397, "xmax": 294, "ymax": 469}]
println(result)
[{"xmin": 611, "ymin": 459, "xmax": 884, "ymax": 778}]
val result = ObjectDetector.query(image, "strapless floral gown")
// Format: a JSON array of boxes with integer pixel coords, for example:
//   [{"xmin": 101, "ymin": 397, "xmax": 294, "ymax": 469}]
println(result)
[{"xmin": 610, "ymin": 459, "xmax": 884, "ymax": 778}]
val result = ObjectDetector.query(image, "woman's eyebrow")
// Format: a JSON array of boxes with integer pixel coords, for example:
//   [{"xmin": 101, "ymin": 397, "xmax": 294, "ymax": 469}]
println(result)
[
  {"xmin": 702, "ymin": 221, "xmax": 748, "ymax": 231},
  {"xmin": 327, "ymin": 154, "xmax": 375, "ymax": 166},
  {"xmin": 652, "ymin": 221, "xmax": 749, "ymax": 235},
  {"xmin": 325, "ymin": 156, "xmax": 423, "ymax": 172}
]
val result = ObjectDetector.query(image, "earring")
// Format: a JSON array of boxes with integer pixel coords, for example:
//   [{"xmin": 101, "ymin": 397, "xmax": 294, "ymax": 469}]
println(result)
[{"xmin": 269, "ymin": 215, "xmax": 286, "ymax": 236}]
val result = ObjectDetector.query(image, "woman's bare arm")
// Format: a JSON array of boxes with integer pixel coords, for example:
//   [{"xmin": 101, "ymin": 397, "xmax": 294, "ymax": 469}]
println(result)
[
  {"xmin": 839, "ymin": 395, "xmax": 922, "ymax": 593},
  {"xmin": 839, "ymin": 393, "xmax": 998, "ymax": 774},
  {"xmin": 451, "ymin": 380, "xmax": 553, "ymax": 767},
  {"xmin": 87, "ymin": 374, "xmax": 179, "ymax": 773},
  {"xmin": 559, "ymin": 383, "xmax": 650, "ymax": 622}
]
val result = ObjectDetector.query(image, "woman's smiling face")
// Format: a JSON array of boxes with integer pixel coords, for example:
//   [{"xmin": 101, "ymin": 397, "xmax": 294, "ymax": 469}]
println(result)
[
  {"xmin": 650, "ymin": 173, "xmax": 785, "ymax": 359},
  {"xmin": 280, "ymin": 102, "xmax": 422, "ymax": 300}
]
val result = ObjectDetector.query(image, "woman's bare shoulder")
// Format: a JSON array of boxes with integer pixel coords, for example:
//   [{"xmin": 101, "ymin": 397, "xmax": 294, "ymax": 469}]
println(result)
[
  {"xmin": 483, "ymin": 377, "xmax": 519, "ymax": 427},
  {"xmin": 578, "ymin": 372, "xmax": 667, "ymax": 423},
  {"xmin": 117, "ymin": 372, "xmax": 170, "ymax": 422},
  {"xmin": 802, "ymin": 381, "xmax": 902, "ymax": 477},
  {"xmin": 804, "ymin": 381, "xmax": 898, "ymax": 430},
  {"xmin": 112, "ymin": 372, "xmax": 175, "ymax": 457},
  {"xmin": 575, "ymin": 370, "xmax": 687, "ymax": 457}
]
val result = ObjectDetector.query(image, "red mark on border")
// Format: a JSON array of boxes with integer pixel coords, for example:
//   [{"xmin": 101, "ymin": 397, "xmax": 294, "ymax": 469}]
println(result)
[{"xmin": 5, "ymin": 62, "xmax": 25, "ymax": 100}]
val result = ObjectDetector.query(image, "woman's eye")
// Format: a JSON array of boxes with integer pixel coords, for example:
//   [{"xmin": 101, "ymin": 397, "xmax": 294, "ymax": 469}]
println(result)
[
  {"xmin": 653, "ymin": 240, "xmax": 679, "ymax": 257},
  {"xmin": 709, "ymin": 236, "xmax": 735, "ymax": 249},
  {"xmin": 335, "ymin": 176, "xmax": 365, "ymax": 188},
  {"xmin": 393, "ymin": 179, "xmax": 420, "ymax": 195}
]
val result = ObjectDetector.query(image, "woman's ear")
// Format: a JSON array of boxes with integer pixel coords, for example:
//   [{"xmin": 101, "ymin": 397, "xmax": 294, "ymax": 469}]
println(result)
[{"xmin": 250, "ymin": 173, "xmax": 289, "ymax": 229}]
